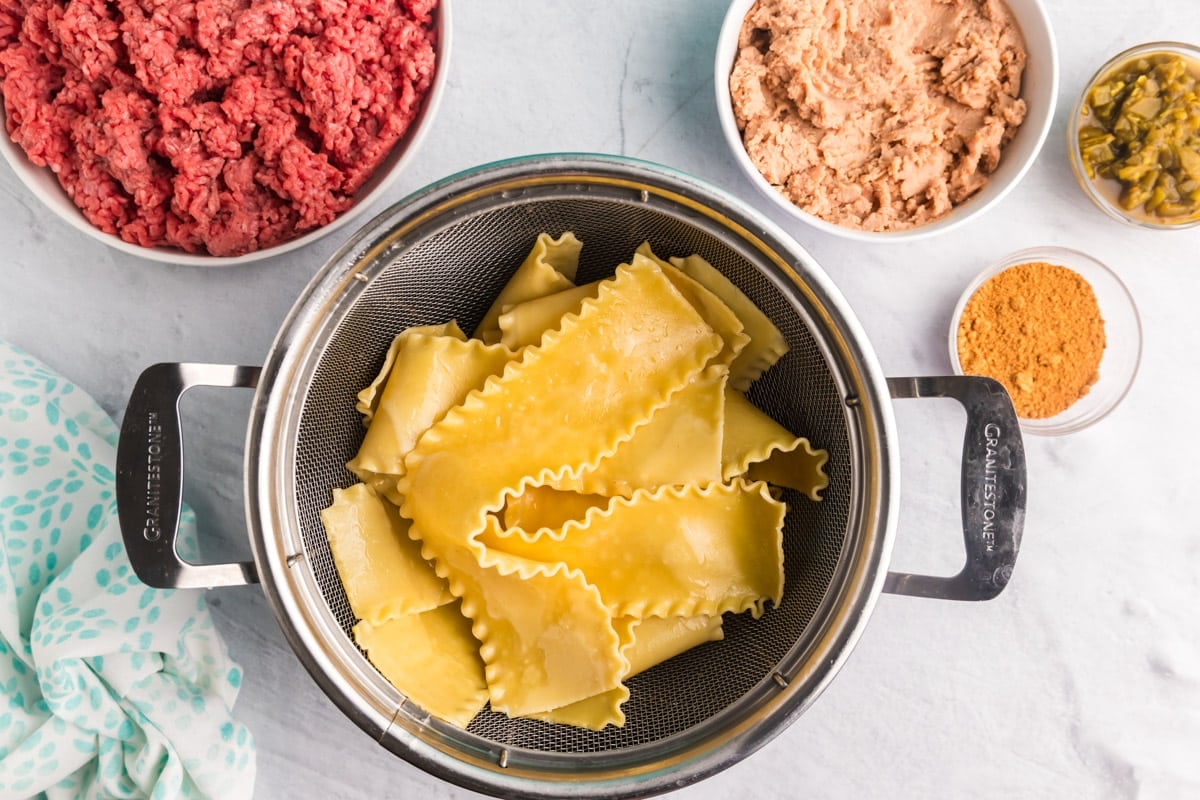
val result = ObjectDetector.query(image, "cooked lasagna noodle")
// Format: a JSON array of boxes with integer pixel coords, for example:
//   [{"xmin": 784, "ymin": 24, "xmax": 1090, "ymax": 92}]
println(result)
[{"xmin": 320, "ymin": 232, "xmax": 829, "ymax": 730}]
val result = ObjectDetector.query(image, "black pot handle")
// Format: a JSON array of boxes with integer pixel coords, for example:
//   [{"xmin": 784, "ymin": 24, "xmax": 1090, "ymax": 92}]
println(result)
[
  {"xmin": 882, "ymin": 376, "xmax": 1026, "ymax": 601},
  {"xmin": 115, "ymin": 362, "xmax": 262, "ymax": 589}
]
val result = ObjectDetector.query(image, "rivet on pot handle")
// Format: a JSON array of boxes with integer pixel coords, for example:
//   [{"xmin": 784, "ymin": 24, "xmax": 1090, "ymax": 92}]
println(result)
[
  {"xmin": 116, "ymin": 363, "xmax": 262, "ymax": 590},
  {"xmin": 883, "ymin": 376, "xmax": 1026, "ymax": 601}
]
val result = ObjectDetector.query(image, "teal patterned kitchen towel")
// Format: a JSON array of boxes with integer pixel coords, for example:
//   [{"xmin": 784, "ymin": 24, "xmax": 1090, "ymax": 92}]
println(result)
[{"xmin": 0, "ymin": 340, "xmax": 256, "ymax": 800}]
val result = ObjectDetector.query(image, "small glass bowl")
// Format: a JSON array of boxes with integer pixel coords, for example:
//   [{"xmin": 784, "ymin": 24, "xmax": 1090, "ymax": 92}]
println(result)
[
  {"xmin": 1068, "ymin": 41, "xmax": 1200, "ymax": 230},
  {"xmin": 948, "ymin": 246, "xmax": 1142, "ymax": 436}
]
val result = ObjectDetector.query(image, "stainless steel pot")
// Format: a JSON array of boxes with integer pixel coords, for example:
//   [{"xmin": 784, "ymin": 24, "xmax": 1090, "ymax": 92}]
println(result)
[{"xmin": 115, "ymin": 154, "xmax": 1026, "ymax": 799}]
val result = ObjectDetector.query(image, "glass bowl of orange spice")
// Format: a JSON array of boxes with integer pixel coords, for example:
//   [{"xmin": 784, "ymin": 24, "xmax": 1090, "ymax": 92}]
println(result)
[{"xmin": 949, "ymin": 246, "xmax": 1142, "ymax": 436}]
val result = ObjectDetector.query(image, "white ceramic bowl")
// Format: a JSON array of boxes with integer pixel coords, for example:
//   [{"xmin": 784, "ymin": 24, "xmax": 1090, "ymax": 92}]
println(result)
[
  {"xmin": 714, "ymin": 0, "xmax": 1058, "ymax": 242},
  {"xmin": 948, "ymin": 246, "xmax": 1141, "ymax": 436},
  {"xmin": 0, "ymin": 2, "xmax": 452, "ymax": 267}
]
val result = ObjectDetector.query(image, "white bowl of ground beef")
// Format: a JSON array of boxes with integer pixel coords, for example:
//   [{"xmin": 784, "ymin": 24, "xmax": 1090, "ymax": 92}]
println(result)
[
  {"xmin": 715, "ymin": 0, "xmax": 1057, "ymax": 242},
  {"xmin": 0, "ymin": 0, "xmax": 450, "ymax": 265}
]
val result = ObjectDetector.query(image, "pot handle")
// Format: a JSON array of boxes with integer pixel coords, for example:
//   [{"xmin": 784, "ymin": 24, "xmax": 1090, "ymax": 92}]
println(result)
[
  {"xmin": 116, "ymin": 362, "xmax": 262, "ymax": 590},
  {"xmin": 882, "ymin": 376, "xmax": 1026, "ymax": 601}
]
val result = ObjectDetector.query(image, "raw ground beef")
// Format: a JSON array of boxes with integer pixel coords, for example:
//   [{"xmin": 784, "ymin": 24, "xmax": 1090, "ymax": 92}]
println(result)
[{"xmin": 0, "ymin": 0, "xmax": 438, "ymax": 256}]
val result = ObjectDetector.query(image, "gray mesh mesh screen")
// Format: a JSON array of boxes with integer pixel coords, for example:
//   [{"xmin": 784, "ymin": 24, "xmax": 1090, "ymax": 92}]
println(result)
[{"xmin": 289, "ymin": 193, "xmax": 851, "ymax": 754}]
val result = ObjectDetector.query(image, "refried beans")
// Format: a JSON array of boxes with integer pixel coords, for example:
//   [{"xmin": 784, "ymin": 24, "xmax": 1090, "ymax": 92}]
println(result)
[
  {"xmin": 0, "ymin": 0, "xmax": 438, "ymax": 256},
  {"xmin": 730, "ymin": 0, "xmax": 1027, "ymax": 232}
]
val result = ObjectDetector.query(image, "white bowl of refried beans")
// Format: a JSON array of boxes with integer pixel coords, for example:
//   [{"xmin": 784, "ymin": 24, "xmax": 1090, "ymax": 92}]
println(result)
[
  {"xmin": 716, "ymin": 0, "xmax": 1057, "ymax": 241},
  {"xmin": 0, "ymin": 0, "xmax": 450, "ymax": 265}
]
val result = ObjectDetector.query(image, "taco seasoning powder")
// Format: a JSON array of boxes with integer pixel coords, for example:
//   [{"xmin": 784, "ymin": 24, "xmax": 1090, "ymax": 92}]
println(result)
[{"xmin": 956, "ymin": 261, "xmax": 1106, "ymax": 418}]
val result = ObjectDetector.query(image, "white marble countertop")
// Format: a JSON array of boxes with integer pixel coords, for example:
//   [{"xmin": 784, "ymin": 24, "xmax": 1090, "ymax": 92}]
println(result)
[{"xmin": 2, "ymin": 1, "xmax": 1199, "ymax": 798}]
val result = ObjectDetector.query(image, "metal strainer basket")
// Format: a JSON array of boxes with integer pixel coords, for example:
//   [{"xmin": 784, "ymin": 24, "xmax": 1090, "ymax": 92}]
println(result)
[{"xmin": 116, "ymin": 154, "xmax": 1026, "ymax": 798}]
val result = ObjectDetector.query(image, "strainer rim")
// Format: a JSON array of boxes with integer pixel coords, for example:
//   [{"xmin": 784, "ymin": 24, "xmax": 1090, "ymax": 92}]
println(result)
[{"xmin": 244, "ymin": 153, "xmax": 901, "ymax": 799}]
